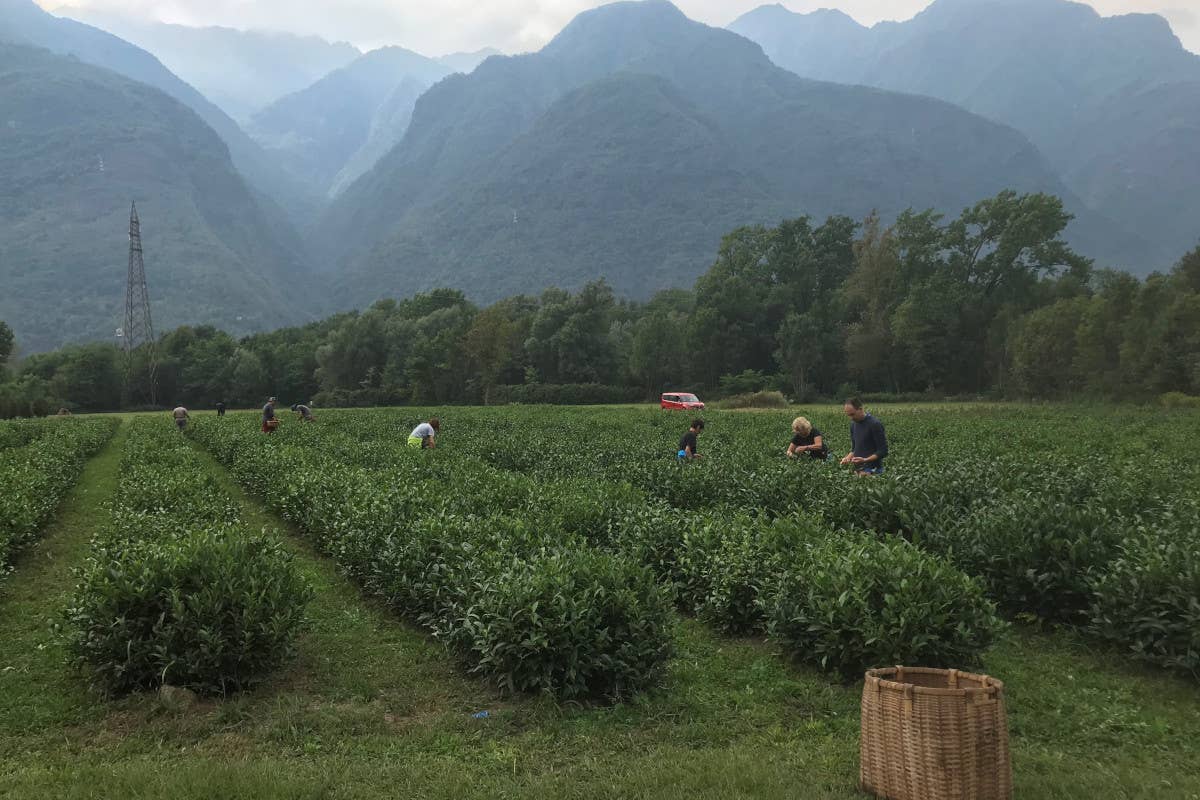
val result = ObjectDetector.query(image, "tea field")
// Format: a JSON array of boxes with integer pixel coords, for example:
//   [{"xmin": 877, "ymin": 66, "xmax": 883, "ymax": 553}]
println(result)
[{"xmin": 1, "ymin": 404, "xmax": 1198, "ymax": 799}]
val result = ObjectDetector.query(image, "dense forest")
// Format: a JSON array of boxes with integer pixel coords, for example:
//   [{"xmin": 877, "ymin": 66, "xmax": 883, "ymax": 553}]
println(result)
[{"xmin": 2, "ymin": 190, "xmax": 1198, "ymax": 417}]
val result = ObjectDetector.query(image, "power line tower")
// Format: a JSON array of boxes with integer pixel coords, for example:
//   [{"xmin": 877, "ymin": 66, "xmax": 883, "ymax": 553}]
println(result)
[{"xmin": 122, "ymin": 202, "xmax": 158, "ymax": 407}]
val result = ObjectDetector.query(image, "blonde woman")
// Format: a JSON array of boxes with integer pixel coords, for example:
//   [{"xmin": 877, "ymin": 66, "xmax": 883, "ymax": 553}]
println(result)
[{"xmin": 787, "ymin": 416, "xmax": 828, "ymax": 461}]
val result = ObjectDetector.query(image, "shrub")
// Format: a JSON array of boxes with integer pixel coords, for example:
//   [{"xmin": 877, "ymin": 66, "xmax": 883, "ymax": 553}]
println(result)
[
  {"xmin": 1088, "ymin": 523, "xmax": 1200, "ymax": 677},
  {"xmin": 764, "ymin": 536, "xmax": 1005, "ymax": 679},
  {"xmin": 924, "ymin": 499, "xmax": 1123, "ymax": 622},
  {"xmin": 1, "ymin": 419, "xmax": 117, "ymax": 574},
  {"xmin": 606, "ymin": 502, "xmax": 689, "ymax": 587},
  {"xmin": 680, "ymin": 514, "xmax": 828, "ymax": 635},
  {"xmin": 66, "ymin": 527, "xmax": 312, "ymax": 695},
  {"xmin": 1158, "ymin": 391, "xmax": 1200, "ymax": 409},
  {"xmin": 449, "ymin": 548, "xmax": 675, "ymax": 702},
  {"xmin": 718, "ymin": 391, "xmax": 789, "ymax": 409}
]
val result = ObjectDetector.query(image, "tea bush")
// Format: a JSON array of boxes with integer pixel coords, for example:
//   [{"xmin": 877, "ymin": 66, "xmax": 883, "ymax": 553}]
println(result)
[
  {"xmin": 1088, "ymin": 520, "xmax": 1200, "ymax": 677},
  {"xmin": 66, "ymin": 526, "xmax": 311, "ymax": 695},
  {"xmin": 764, "ymin": 536, "xmax": 1006, "ymax": 678},
  {"xmin": 0, "ymin": 417, "xmax": 117, "ymax": 577},
  {"xmin": 451, "ymin": 548, "xmax": 674, "ymax": 701},
  {"xmin": 924, "ymin": 499, "xmax": 1124, "ymax": 622},
  {"xmin": 66, "ymin": 419, "xmax": 310, "ymax": 695},
  {"xmin": 678, "ymin": 514, "xmax": 827, "ymax": 635}
]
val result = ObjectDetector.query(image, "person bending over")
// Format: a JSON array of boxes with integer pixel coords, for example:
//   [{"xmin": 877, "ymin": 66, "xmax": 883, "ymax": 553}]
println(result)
[
  {"xmin": 677, "ymin": 419, "xmax": 704, "ymax": 461},
  {"xmin": 408, "ymin": 418, "xmax": 440, "ymax": 449},
  {"xmin": 839, "ymin": 398, "xmax": 888, "ymax": 475},
  {"xmin": 292, "ymin": 403, "xmax": 315, "ymax": 422},
  {"xmin": 787, "ymin": 416, "xmax": 828, "ymax": 460},
  {"xmin": 262, "ymin": 397, "xmax": 279, "ymax": 433}
]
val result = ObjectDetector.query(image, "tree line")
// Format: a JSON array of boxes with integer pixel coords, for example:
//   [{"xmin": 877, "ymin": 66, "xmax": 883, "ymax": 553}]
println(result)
[{"xmin": 2, "ymin": 190, "xmax": 1198, "ymax": 417}]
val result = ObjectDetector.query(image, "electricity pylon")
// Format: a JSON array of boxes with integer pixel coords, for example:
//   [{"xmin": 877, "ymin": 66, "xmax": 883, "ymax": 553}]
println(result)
[{"xmin": 122, "ymin": 202, "xmax": 158, "ymax": 407}]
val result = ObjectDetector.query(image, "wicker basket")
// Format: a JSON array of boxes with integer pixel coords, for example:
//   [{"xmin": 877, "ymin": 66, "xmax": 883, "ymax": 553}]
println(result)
[{"xmin": 861, "ymin": 666, "xmax": 1011, "ymax": 800}]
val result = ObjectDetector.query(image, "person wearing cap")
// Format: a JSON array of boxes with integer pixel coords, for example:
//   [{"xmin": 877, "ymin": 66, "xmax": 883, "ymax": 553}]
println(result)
[
  {"xmin": 291, "ymin": 403, "xmax": 315, "ymax": 422},
  {"xmin": 408, "ymin": 418, "xmax": 440, "ymax": 449},
  {"xmin": 261, "ymin": 397, "xmax": 278, "ymax": 433}
]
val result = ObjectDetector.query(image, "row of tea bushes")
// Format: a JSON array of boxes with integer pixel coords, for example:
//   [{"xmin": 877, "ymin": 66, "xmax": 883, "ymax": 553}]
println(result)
[
  {"xmin": 193, "ymin": 408, "xmax": 1200, "ymax": 680},
  {"xmin": 0, "ymin": 417, "xmax": 67, "ymax": 450},
  {"xmin": 853, "ymin": 472, "xmax": 1200, "ymax": 677},
  {"xmin": 187, "ymin": 417, "xmax": 675, "ymax": 703},
  {"xmin": 192, "ymin": 414, "xmax": 1006, "ymax": 683},
  {"xmin": 322, "ymin": 405, "xmax": 1200, "ymax": 680},
  {"xmin": 64, "ymin": 419, "xmax": 311, "ymax": 696},
  {"xmin": 0, "ymin": 417, "xmax": 117, "ymax": 579},
  {"xmin": 603, "ymin": 506, "xmax": 1005, "ymax": 678}
]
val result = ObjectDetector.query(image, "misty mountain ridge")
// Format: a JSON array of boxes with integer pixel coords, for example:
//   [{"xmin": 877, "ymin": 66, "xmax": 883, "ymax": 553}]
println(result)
[
  {"xmin": 316, "ymin": 0, "xmax": 1122, "ymax": 310},
  {"xmin": 0, "ymin": 42, "xmax": 317, "ymax": 352},
  {"xmin": 437, "ymin": 47, "xmax": 502, "ymax": 74},
  {"xmin": 730, "ymin": 0, "xmax": 1200, "ymax": 269},
  {"xmin": 248, "ymin": 46, "xmax": 454, "ymax": 199},
  {"xmin": 0, "ymin": 0, "xmax": 323, "ymax": 224},
  {"xmin": 1, "ymin": 0, "xmax": 1194, "ymax": 355},
  {"xmin": 50, "ymin": 8, "xmax": 362, "ymax": 121}
]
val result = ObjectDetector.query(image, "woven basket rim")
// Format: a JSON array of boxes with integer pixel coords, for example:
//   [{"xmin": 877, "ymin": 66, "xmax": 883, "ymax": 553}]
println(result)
[{"xmin": 865, "ymin": 666, "xmax": 1004, "ymax": 696}]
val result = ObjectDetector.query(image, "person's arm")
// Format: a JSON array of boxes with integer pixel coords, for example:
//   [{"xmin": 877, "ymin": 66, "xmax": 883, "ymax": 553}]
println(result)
[
  {"xmin": 872, "ymin": 422, "xmax": 888, "ymax": 462},
  {"xmin": 854, "ymin": 423, "xmax": 888, "ymax": 464},
  {"xmin": 811, "ymin": 435, "xmax": 823, "ymax": 453},
  {"xmin": 787, "ymin": 441, "xmax": 798, "ymax": 457}
]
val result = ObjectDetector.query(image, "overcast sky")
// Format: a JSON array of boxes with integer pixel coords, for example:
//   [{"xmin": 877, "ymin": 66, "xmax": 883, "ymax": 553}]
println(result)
[{"xmin": 44, "ymin": 0, "xmax": 1200, "ymax": 56}]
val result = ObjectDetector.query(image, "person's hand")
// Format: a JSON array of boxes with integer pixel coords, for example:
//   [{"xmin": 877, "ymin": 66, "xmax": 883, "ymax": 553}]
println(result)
[
  {"xmin": 840, "ymin": 454, "xmax": 853, "ymax": 466},
  {"xmin": 851, "ymin": 456, "xmax": 866, "ymax": 465}
]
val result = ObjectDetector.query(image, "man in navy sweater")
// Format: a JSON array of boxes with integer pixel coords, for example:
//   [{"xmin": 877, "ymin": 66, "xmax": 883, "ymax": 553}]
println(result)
[{"xmin": 839, "ymin": 397, "xmax": 888, "ymax": 476}]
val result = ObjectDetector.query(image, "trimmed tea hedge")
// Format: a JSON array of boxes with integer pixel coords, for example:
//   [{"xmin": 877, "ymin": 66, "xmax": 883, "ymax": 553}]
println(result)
[
  {"xmin": 66, "ymin": 419, "xmax": 310, "ymax": 696},
  {"xmin": 0, "ymin": 417, "xmax": 117, "ymax": 580}
]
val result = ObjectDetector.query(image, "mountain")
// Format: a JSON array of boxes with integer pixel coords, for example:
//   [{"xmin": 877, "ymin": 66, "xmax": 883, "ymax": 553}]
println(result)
[
  {"xmin": 50, "ymin": 9, "xmax": 361, "ymax": 121},
  {"xmin": 730, "ymin": 0, "xmax": 1200, "ymax": 272},
  {"xmin": 437, "ymin": 48, "xmax": 502, "ymax": 74},
  {"xmin": 315, "ymin": 0, "xmax": 1120, "ymax": 309},
  {"xmin": 0, "ymin": 0, "xmax": 321, "ymax": 224},
  {"xmin": 0, "ymin": 42, "xmax": 317, "ymax": 352},
  {"xmin": 249, "ymin": 47, "xmax": 453, "ymax": 199}
]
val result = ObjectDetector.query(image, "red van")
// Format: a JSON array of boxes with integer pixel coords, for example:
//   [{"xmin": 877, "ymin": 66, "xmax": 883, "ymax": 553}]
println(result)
[{"xmin": 661, "ymin": 392, "xmax": 705, "ymax": 411}]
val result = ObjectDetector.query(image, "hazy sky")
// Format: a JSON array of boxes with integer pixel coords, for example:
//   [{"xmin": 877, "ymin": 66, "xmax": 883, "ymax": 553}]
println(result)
[{"xmin": 45, "ymin": 0, "xmax": 1200, "ymax": 56}]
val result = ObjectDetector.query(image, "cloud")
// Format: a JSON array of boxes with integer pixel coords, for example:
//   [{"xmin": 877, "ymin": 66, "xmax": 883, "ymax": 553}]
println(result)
[{"xmin": 43, "ymin": 0, "xmax": 1200, "ymax": 55}]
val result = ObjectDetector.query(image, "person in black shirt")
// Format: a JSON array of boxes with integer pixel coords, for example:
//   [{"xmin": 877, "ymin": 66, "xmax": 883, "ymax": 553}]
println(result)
[
  {"xmin": 787, "ymin": 416, "xmax": 828, "ymax": 460},
  {"xmin": 216, "ymin": 401, "xmax": 226, "ymax": 417},
  {"xmin": 677, "ymin": 419, "xmax": 704, "ymax": 460},
  {"xmin": 839, "ymin": 397, "xmax": 888, "ymax": 475}
]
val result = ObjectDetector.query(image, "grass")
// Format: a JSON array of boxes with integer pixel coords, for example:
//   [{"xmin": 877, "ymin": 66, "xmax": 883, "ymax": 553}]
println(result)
[{"xmin": 1, "ymin": 420, "xmax": 1199, "ymax": 798}]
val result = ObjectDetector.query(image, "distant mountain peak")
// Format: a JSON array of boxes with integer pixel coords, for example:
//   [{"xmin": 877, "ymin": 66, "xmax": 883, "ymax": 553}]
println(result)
[{"xmin": 543, "ymin": 0, "xmax": 693, "ymax": 54}]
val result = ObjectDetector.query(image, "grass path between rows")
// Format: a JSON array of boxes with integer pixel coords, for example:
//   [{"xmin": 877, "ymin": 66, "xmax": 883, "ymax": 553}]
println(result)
[{"xmin": 2, "ymin": 417, "xmax": 1200, "ymax": 798}]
